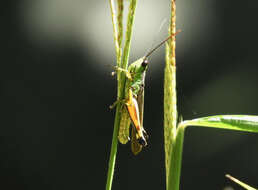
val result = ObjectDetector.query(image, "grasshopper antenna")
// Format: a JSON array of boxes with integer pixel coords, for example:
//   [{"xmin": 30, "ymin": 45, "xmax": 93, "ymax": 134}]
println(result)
[{"xmin": 143, "ymin": 29, "xmax": 181, "ymax": 60}]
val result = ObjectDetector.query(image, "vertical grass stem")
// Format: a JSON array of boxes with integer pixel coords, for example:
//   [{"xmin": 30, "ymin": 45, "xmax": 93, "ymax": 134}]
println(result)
[
  {"xmin": 164, "ymin": 0, "xmax": 179, "ymax": 189},
  {"xmin": 106, "ymin": 1, "xmax": 137, "ymax": 190}
]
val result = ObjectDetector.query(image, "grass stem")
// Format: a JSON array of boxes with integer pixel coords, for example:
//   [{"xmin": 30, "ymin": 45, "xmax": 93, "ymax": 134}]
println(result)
[
  {"xmin": 164, "ymin": 0, "xmax": 182, "ymax": 189},
  {"xmin": 106, "ymin": 1, "xmax": 137, "ymax": 190}
]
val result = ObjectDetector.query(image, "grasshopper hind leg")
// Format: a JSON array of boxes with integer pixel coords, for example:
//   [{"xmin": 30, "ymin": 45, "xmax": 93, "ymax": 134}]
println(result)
[
  {"xmin": 131, "ymin": 126, "xmax": 142, "ymax": 155},
  {"xmin": 118, "ymin": 106, "xmax": 131, "ymax": 144},
  {"xmin": 137, "ymin": 129, "xmax": 148, "ymax": 147}
]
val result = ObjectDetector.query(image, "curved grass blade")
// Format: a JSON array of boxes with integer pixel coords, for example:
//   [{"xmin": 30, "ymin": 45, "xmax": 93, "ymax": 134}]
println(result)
[
  {"xmin": 167, "ymin": 115, "xmax": 258, "ymax": 190},
  {"xmin": 226, "ymin": 174, "xmax": 257, "ymax": 190},
  {"xmin": 179, "ymin": 115, "xmax": 258, "ymax": 133}
]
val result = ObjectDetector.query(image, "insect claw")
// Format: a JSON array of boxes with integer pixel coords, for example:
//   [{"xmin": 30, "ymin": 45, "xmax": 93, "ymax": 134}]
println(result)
[
  {"xmin": 111, "ymin": 71, "xmax": 116, "ymax": 76},
  {"xmin": 109, "ymin": 101, "xmax": 118, "ymax": 109},
  {"xmin": 110, "ymin": 98, "xmax": 128, "ymax": 109},
  {"xmin": 137, "ymin": 137, "xmax": 147, "ymax": 147},
  {"xmin": 109, "ymin": 104, "xmax": 115, "ymax": 109},
  {"xmin": 143, "ymin": 130, "xmax": 149, "ymax": 139}
]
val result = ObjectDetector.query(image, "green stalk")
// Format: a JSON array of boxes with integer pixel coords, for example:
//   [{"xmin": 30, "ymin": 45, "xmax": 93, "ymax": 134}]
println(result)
[
  {"xmin": 164, "ymin": 48, "xmax": 177, "ymax": 185},
  {"xmin": 106, "ymin": 1, "xmax": 137, "ymax": 190},
  {"xmin": 164, "ymin": 0, "xmax": 177, "ymax": 187},
  {"xmin": 117, "ymin": 0, "xmax": 123, "ymax": 93},
  {"xmin": 163, "ymin": 1, "xmax": 258, "ymax": 189},
  {"xmin": 105, "ymin": 104, "xmax": 122, "ymax": 190},
  {"xmin": 109, "ymin": 0, "xmax": 120, "ymax": 62},
  {"xmin": 121, "ymin": 0, "xmax": 137, "ymax": 70},
  {"xmin": 106, "ymin": 1, "xmax": 123, "ymax": 190},
  {"xmin": 167, "ymin": 124, "xmax": 185, "ymax": 190}
]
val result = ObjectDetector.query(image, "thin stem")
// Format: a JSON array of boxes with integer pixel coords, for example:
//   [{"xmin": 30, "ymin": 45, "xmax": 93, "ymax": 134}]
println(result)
[
  {"xmin": 106, "ymin": 1, "xmax": 123, "ymax": 190},
  {"xmin": 106, "ymin": 1, "xmax": 137, "ymax": 190},
  {"xmin": 109, "ymin": 0, "xmax": 120, "ymax": 61},
  {"xmin": 117, "ymin": 0, "xmax": 123, "ymax": 50},
  {"xmin": 117, "ymin": 0, "xmax": 137, "ymax": 102},
  {"xmin": 121, "ymin": 0, "xmax": 137, "ymax": 70},
  {"xmin": 169, "ymin": 0, "xmax": 176, "ymax": 68},
  {"xmin": 105, "ymin": 105, "xmax": 122, "ymax": 190},
  {"xmin": 117, "ymin": 0, "xmax": 123, "ymax": 92}
]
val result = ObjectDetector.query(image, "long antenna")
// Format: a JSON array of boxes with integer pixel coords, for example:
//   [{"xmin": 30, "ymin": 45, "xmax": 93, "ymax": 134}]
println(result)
[{"xmin": 144, "ymin": 29, "xmax": 181, "ymax": 60}]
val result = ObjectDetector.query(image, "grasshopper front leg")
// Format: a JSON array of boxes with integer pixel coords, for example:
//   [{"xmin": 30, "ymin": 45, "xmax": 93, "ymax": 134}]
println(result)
[
  {"xmin": 111, "ymin": 66, "xmax": 132, "ymax": 80},
  {"xmin": 109, "ymin": 66, "xmax": 133, "ymax": 109},
  {"xmin": 109, "ymin": 98, "xmax": 129, "ymax": 110}
]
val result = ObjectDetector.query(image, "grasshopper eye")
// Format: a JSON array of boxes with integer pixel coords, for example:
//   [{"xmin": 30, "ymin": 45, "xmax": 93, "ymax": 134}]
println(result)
[{"xmin": 141, "ymin": 59, "xmax": 149, "ymax": 67}]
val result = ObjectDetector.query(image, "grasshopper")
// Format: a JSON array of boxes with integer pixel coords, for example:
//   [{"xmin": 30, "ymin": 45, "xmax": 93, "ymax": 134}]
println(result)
[{"xmin": 111, "ymin": 31, "xmax": 180, "ymax": 155}]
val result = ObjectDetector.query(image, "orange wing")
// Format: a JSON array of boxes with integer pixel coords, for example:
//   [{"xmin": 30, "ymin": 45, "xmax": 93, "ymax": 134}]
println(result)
[
  {"xmin": 126, "ymin": 90, "xmax": 147, "ymax": 146},
  {"xmin": 126, "ymin": 97, "xmax": 141, "ymax": 134}
]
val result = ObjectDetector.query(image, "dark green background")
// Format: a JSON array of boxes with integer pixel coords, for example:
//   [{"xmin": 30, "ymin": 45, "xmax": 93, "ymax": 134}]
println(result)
[{"xmin": 2, "ymin": 1, "xmax": 258, "ymax": 189}]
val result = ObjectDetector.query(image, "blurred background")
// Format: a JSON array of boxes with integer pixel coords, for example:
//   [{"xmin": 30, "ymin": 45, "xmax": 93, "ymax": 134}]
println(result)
[{"xmin": 2, "ymin": 0, "xmax": 258, "ymax": 189}]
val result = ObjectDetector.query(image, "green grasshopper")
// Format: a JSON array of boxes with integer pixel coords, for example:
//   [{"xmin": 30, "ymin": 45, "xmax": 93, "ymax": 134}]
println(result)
[{"xmin": 112, "ymin": 31, "xmax": 180, "ymax": 155}]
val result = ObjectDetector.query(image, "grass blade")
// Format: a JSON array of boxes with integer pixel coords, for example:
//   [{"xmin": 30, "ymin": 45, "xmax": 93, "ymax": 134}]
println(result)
[
  {"xmin": 226, "ymin": 174, "xmax": 257, "ymax": 190},
  {"xmin": 167, "ymin": 115, "xmax": 258, "ymax": 190},
  {"xmin": 179, "ymin": 115, "xmax": 258, "ymax": 133}
]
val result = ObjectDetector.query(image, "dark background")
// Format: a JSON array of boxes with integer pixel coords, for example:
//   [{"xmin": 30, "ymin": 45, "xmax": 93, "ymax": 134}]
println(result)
[{"xmin": 2, "ymin": 0, "xmax": 258, "ymax": 190}]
